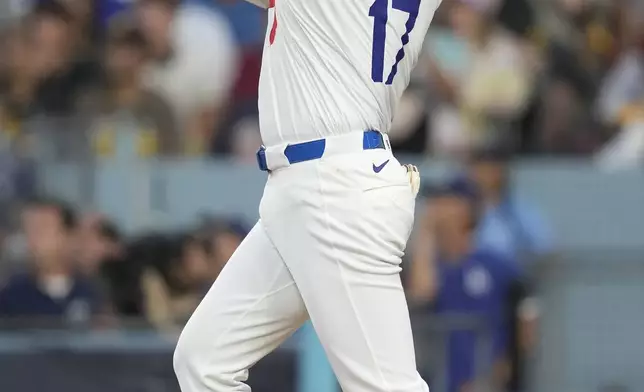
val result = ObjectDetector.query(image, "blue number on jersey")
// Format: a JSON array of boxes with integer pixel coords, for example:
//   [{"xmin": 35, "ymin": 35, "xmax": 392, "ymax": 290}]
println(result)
[{"xmin": 369, "ymin": 0, "xmax": 422, "ymax": 85}]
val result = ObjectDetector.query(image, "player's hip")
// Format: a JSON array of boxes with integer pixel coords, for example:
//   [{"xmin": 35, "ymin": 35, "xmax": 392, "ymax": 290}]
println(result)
[
  {"xmin": 257, "ymin": 130, "xmax": 414, "ymax": 213},
  {"xmin": 259, "ymin": 146, "xmax": 416, "ymax": 266},
  {"xmin": 257, "ymin": 129, "xmax": 412, "ymax": 198}
]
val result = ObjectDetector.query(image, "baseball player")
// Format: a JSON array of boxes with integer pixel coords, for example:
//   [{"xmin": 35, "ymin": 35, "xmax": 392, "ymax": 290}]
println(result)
[{"xmin": 174, "ymin": 0, "xmax": 443, "ymax": 391}]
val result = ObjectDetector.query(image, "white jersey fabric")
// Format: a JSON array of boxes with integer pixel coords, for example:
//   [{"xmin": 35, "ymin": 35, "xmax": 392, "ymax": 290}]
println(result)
[{"xmin": 258, "ymin": 0, "xmax": 442, "ymax": 146}]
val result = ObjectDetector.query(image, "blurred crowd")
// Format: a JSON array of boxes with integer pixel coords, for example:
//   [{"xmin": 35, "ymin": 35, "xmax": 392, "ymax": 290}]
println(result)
[
  {"xmin": 401, "ymin": 0, "xmax": 644, "ymax": 160},
  {"xmin": 0, "ymin": 195, "xmax": 249, "ymax": 333},
  {"xmin": 0, "ymin": 0, "xmax": 263, "ymax": 162},
  {"xmin": 0, "ymin": 0, "xmax": 639, "ymax": 391},
  {"xmin": 0, "ymin": 0, "xmax": 641, "ymax": 162}
]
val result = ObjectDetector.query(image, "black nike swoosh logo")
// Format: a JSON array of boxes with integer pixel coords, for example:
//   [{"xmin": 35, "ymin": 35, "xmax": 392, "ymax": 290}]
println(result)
[{"xmin": 372, "ymin": 159, "xmax": 390, "ymax": 173}]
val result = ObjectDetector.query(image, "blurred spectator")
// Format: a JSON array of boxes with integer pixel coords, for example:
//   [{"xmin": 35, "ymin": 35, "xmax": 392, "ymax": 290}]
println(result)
[
  {"xmin": 409, "ymin": 177, "xmax": 523, "ymax": 392},
  {"xmin": 210, "ymin": 0, "xmax": 264, "ymax": 103},
  {"xmin": 140, "ymin": 233, "xmax": 207, "ymax": 331},
  {"xmin": 78, "ymin": 18, "xmax": 179, "ymax": 160},
  {"xmin": 0, "ymin": 26, "xmax": 38, "ymax": 209},
  {"xmin": 496, "ymin": 0, "xmax": 535, "ymax": 38},
  {"xmin": 468, "ymin": 148, "xmax": 553, "ymax": 262},
  {"xmin": 0, "ymin": 24, "xmax": 39, "ymax": 149},
  {"xmin": 425, "ymin": 0, "xmax": 535, "ymax": 157},
  {"xmin": 200, "ymin": 0, "xmax": 264, "ymax": 156},
  {"xmin": 594, "ymin": 1, "xmax": 644, "ymax": 169},
  {"xmin": 23, "ymin": 1, "xmax": 100, "ymax": 116},
  {"xmin": 137, "ymin": 0, "xmax": 238, "ymax": 155},
  {"xmin": 540, "ymin": 0, "xmax": 618, "ymax": 79},
  {"xmin": 76, "ymin": 213, "xmax": 116, "ymax": 283},
  {"xmin": 141, "ymin": 217, "xmax": 247, "ymax": 331},
  {"xmin": 76, "ymin": 213, "xmax": 145, "ymax": 318},
  {"xmin": 199, "ymin": 216, "xmax": 247, "ymax": 278},
  {"xmin": 2, "ymin": 2, "xmax": 101, "ymax": 162},
  {"xmin": 530, "ymin": 0, "xmax": 619, "ymax": 154},
  {"xmin": 229, "ymin": 115, "xmax": 262, "ymax": 163},
  {"xmin": 53, "ymin": 0, "xmax": 101, "ymax": 52},
  {"xmin": 0, "ymin": 197, "xmax": 104, "ymax": 327}
]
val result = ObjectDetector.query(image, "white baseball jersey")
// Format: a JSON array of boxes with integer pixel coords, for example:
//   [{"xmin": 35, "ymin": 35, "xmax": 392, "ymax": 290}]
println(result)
[{"xmin": 256, "ymin": 0, "xmax": 442, "ymax": 147}]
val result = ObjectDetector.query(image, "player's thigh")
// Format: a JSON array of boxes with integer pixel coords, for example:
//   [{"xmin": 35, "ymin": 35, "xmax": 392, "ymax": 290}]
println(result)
[
  {"xmin": 263, "ymin": 169, "xmax": 426, "ymax": 391},
  {"xmin": 268, "ymin": 242, "xmax": 425, "ymax": 392},
  {"xmin": 176, "ymin": 221, "xmax": 307, "ymax": 370}
]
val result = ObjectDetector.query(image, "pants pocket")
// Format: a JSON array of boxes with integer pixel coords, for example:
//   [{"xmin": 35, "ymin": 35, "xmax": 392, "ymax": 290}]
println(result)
[{"xmin": 359, "ymin": 183, "xmax": 416, "ymax": 256}]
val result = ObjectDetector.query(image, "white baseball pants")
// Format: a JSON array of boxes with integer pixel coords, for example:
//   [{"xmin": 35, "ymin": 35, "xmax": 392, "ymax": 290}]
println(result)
[{"xmin": 174, "ymin": 147, "xmax": 429, "ymax": 392}]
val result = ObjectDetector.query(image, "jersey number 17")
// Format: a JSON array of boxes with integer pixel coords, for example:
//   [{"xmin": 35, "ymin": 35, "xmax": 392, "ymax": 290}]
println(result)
[{"xmin": 369, "ymin": 0, "xmax": 421, "ymax": 85}]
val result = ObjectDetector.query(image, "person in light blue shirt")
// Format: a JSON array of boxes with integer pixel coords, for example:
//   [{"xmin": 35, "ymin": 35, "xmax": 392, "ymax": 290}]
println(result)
[{"xmin": 468, "ymin": 148, "xmax": 554, "ymax": 262}]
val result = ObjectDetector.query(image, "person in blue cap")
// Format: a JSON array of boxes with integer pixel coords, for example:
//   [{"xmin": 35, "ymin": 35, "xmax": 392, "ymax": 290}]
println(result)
[
  {"xmin": 468, "ymin": 148, "xmax": 554, "ymax": 263},
  {"xmin": 409, "ymin": 176, "xmax": 524, "ymax": 392}
]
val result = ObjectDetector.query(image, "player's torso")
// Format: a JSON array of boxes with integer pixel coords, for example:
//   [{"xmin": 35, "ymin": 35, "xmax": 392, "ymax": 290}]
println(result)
[{"xmin": 258, "ymin": 0, "xmax": 441, "ymax": 146}]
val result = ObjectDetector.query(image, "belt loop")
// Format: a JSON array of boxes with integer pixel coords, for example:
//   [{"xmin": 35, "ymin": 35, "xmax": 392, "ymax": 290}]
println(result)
[{"xmin": 381, "ymin": 133, "xmax": 391, "ymax": 150}]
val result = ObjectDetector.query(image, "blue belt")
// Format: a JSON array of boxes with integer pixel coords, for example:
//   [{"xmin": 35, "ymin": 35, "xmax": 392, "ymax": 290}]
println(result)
[{"xmin": 256, "ymin": 130, "xmax": 386, "ymax": 172}]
